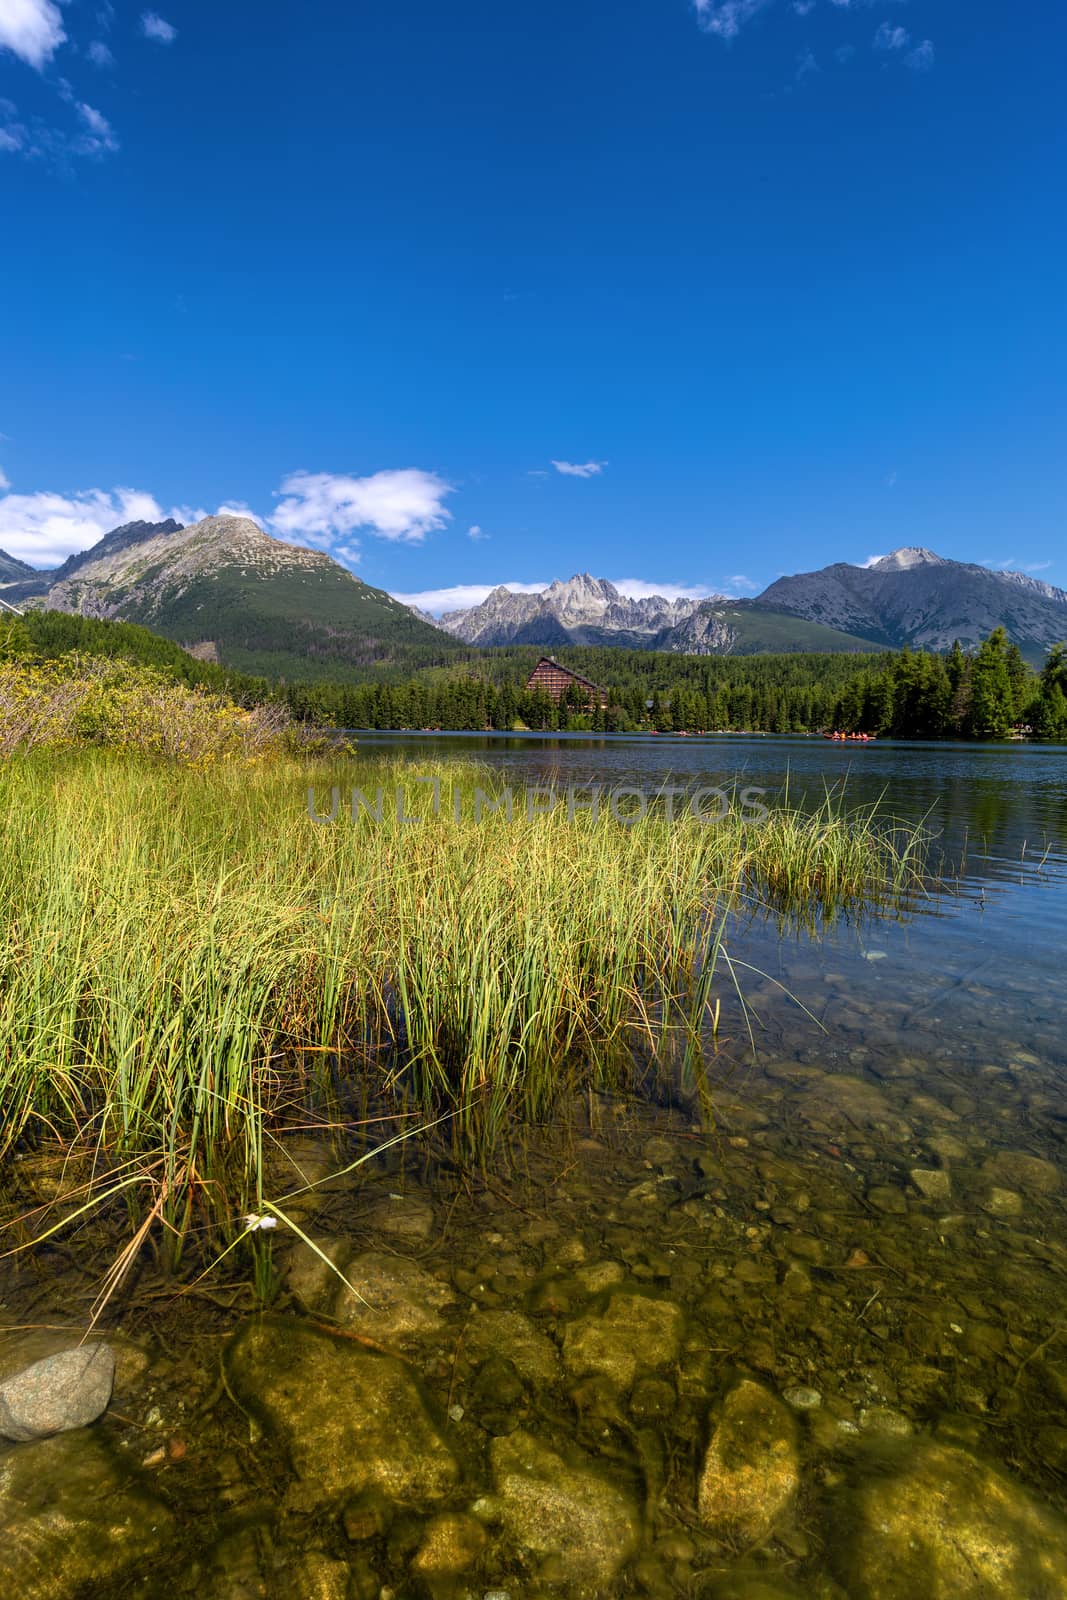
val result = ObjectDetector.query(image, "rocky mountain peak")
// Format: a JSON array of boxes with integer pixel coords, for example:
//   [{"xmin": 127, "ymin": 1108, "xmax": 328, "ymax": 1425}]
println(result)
[
  {"xmin": 437, "ymin": 573, "xmax": 708, "ymax": 647},
  {"xmin": 868, "ymin": 548, "xmax": 947, "ymax": 572}
]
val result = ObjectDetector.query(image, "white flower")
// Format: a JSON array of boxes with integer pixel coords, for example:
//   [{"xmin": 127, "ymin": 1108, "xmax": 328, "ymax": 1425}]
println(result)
[{"xmin": 243, "ymin": 1213, "xmax": 278, "ymax": 1232}]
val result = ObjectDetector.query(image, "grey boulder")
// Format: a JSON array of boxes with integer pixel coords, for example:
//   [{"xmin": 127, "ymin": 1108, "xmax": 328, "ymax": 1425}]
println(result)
[{"xmin": 0, "ymin": 1344, "xmax": 116, "ymax": 1442}]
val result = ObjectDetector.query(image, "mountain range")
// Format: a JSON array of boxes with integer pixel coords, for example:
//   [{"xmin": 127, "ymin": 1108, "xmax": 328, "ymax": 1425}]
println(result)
[
  {"xmin": 2, "ymin": 520, "xmax": 1065, "ymax": 674},
  {"xmin": 438, "ymin": 575, "xmax": 708, "ymax": 648},
  {"xmin": 434, "ymin": 552, "xmax": 1067, "ymax": 661}
]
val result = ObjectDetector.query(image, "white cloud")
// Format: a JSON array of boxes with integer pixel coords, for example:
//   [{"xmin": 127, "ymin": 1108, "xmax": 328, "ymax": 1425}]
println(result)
[
  {"xmin": 390, "ymin": 582, "xmax": 549, "ymax": 617},
  {"xmin": 860, "ymin": 554, "xmax": 887, "ymax": 568},
  {"xmin": 87, "ymin": 40, "xmax": 114, "ymax": 68},
  {"xmin": 270, "ymin": 468, "xmax": 454, "ymax": 550},
  {"xmin": 693, "ymin": 0, "xmax": 773, "ymax": 39},
  {"xmin": 551, "ymin": 460, "xmax": 608, "ymax": 478},
  {"xmin": 140, "ymin": 11, "xmax": 177, "ymax": 44},
  {"xmin": 906, "ymin": 40, "xmax": 935, "ymax": 71},
  {"xmin": 874, "ymin": 23, "xmax": 910, "ymax": 51},
  {"xmin": 215, "ymin": 501, "xmax": 266, "ymax": 527},
  {"xmin": 0, "ymin": 486, "xmax": 272, "ymax": 567},
  {"xmin": 77, "ymin": 101, "xmax": 118, "ymax": 152},
  {"xmin": 0, "ymin": 485, "xmax": 180, "ymax": 567},
  {"xmin": 612, "ymin": 579, "xmax": 719, "ymax": 602},
  {"xmin": 0, "ymin": 0, "xmax": 66, "ymax": 70},
  {"xmin": 0, "ymin": 124, "xmax": 22, "ymax": 152},
  {"xmin": 982, "ymin": 557, "xmax": 1055, "ymax": 575},
  {"xmin": 793, "ymin": 1, "xmax": 815, "ymax": 14},
  {"xmin": 720, "ymin": 574, "xmax": 761, "ymax": 594},
  {"xmin": 467, "ymin": 524, "xmax": 489, "ymax": 541},
  {"xmin": 0, "ymin": 467, "xmax": 9, "ymax": 491}
]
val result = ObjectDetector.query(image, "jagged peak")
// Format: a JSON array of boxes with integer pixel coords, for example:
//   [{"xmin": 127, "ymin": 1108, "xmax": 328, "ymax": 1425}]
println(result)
[{"xmin": 868, "ymin": 548, "xmax": 947, "ymax": 572}]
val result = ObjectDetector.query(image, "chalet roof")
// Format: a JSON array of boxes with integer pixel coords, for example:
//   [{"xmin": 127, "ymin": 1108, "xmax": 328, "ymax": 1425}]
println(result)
[{"xmin": 529, "ymin": 656, "xmax": 608, "ymax": 695}]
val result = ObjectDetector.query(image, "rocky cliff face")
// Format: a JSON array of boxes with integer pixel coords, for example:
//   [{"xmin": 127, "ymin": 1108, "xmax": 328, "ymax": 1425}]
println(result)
[
  {"xmin": 757, "ymin": 548, "xmax": 1067, "ymax": 659},
  {"xmin": 438, "ymin": 574, "xmax": 708, "ymax": 648}
]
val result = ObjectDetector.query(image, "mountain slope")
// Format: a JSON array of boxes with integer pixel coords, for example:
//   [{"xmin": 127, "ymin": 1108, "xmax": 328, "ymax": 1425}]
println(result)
[
  {"xmin": 40, "ymin": 515, "xmax": 458, "ymax": 678},
  {"xmin": 0, "ymin": 547, "xmax": 38, "ymax": 585},
  {"xmin": 439, "ymin": 574, "xmax": 708, "ymax": 647},
  {"xmin": 659, "ymin": 601, "xmax": 882, "ymax": 656},
  {"xmin": 0, "ymin": 546, "xmax": 46, "ymax": 592},
  {"xmin": 757, "ymin": 548, "xmax": 1067, "ymax": 661}
]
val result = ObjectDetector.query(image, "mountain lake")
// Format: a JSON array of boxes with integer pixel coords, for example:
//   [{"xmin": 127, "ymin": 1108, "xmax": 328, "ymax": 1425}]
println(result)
[{"xmin": 2, "ymin": 732, "xmax": 1066, "ymax": 1600}]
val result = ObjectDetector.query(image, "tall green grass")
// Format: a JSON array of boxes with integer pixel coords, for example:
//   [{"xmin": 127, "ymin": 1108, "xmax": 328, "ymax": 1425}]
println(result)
[{"xmin": 0, "ymin": 750, "xmax": 928, "ymax": 1277}]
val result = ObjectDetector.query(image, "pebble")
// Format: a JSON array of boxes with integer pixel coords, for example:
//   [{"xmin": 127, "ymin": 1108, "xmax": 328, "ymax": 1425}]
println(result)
[{"xmin": 782, "ymin": 1386, "xmax": 823, "ymax": 1411}]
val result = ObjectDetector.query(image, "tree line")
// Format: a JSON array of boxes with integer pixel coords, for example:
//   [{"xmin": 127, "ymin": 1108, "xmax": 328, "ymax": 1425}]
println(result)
[
  {"xmin": 5, "ymin": 611, "xmax": 1065, "ymax": 742},
  {"xmin": 284, "ymin": 630, "xmax": 1067, "ymax": 741}
]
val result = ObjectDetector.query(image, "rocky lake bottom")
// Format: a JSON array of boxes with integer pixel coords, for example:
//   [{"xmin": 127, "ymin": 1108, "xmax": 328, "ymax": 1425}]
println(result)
[{"xmin": 2, "ymin": 925, "xmax": 1066, "ymax": 1600}]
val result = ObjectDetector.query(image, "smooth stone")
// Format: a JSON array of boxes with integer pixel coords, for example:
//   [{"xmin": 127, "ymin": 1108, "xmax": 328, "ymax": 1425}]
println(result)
[
  {"xmin": 782, "ymin": 1386, "xmax": 822, "ymax": 1411},
  {"xmin": 858, "ymin": 1406, "xmax": 913, "ymax": 1438},
  {"xmin": 0, "ymin": 1329, "xmax": 148, "ymax": 1399},
  {"xmin": 697, "ymin": 1380, "xmax": 799, "ymax": 1543},
  {"xmin": 0, "ymin": 1345, "xmax": 115, "ymax": 1442},
  {"xmin": 926, "ymin": 1134, "xmax": 969, "ymax": 1162},
  {"xmin": 225, "ymin": 1318, "xmax": 458, "ymax": 1505},
  {"xmin": 0, "ymin": 1431, "xmax": 174, "ymax": 1599},
  {"xmin": 833, "ymin": 1441, "xmax": 1067, "ymax": 1598},
  {"xmin": 868, "ymin": 1186, "xmax": 909, "ymax": 1215},
  {"xmin": 362, "ymin": 1195, "xmax": 436, "ymax": 1241},
  {"xmin": 910, "ymin": 1168, "xmax": 952, "ymax": 1202},
  {"xmin": 490, "ymin": 1428, "xmax": 639, "ymax": 1588},
  {"xmin": 981, "ymin": 1152, "xmax": 1060, "ymax": 1195},
  {"xmin": 562, "ymin": 1293, "xmax": 684, "ymax": 1390},
  {"xmin": 286, "ymin": 1242, "xmax": 454, "ymax": 1341},
  {"xmin": 982, "ymin": 1188, "xmax": 1024, "ymax": 1218}
]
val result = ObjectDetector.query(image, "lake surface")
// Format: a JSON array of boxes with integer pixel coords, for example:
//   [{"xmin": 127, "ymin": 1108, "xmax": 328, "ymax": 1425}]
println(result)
[
  {"xmin": 4, "ymin": 734, "xmax": 1066, "ymax": 1598},
  {"xmin": 355, "ymin": 730, "xmax": 1067, "ymax": 1023}
]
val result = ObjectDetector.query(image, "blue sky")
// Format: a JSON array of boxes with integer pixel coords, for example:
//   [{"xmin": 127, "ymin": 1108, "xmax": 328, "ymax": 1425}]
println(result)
[{"xmin": 1, "ymin": 0, "xmax": 1064, "ymax": 614}]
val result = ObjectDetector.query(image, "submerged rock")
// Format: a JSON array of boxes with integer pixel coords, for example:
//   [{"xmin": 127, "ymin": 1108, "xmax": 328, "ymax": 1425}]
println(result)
[
  {"xmin": 981, "ymin": 1188, "xmax": 1024, "ymax": 1219},
  {"xmin": 0, "ymin": 1344, "xmax": 115, "ymax": 1442},
  {"xmin": 697, "ymin": 1380, "xmax": 799, "ymax": 1543},
  {"xmin": 0, "ymin": 1431, "xmax": 173, "ymax": 1598},
  {"xmin": 981, "ymin": 1151, "xmax": 1060, "ymax": 1195},
  {"xmin": 286, "ymin": 1242, "xmax": 455, "ymax": 1342},
  {"xmin": 488, "ymin": 1428, "xmax": 640, "ymax": 1589},
  {"xmin": 834, "ymin": 1440, "xmax": 1067, "ymax": 1598},
  {"xmin": 362, "ymin": 1193, "xmax": 437, "ymax": 1241},
  {"xmin": 562, "ymin": 1292, "xmax": 684, "ymax": 1390},
  {"xmin": 225, "ymin": 1319, "xmax": 459, "ymax": 1506},
  {"xmin": 410, "ymin": 1511, "xmax": 488, "ymax": 1576},
  {"xmin": 464, "ymin": 1309, "xmax": 560, "ymax": 1386},
  {"xmin": 910, "ymin": 1167, "xmax": 952, "ymax": 1202}
]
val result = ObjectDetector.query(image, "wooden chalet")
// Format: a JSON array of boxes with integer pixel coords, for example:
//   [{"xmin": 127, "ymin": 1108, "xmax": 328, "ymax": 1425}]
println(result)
[{"xmin": 525, "ymin": 656, "xmax": 608, "ymax": 709}]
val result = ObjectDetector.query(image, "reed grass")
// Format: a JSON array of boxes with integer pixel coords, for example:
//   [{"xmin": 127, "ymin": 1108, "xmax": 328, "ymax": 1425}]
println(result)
[{"xmin": 0, "ymin": 748, "xmax": 928, "ymax": 1279}]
